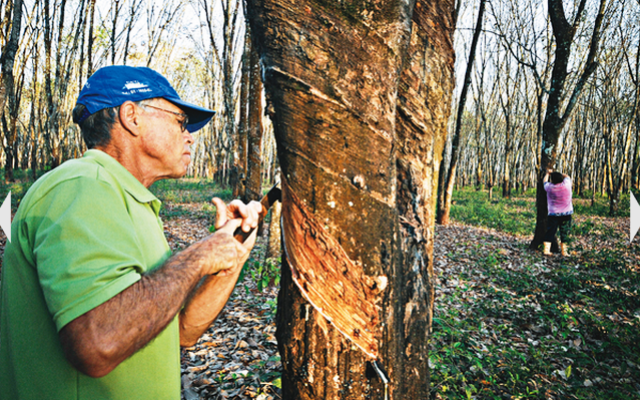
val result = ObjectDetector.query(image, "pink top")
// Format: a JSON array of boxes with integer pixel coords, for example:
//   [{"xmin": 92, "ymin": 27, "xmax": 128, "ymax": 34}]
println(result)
[{"xmin": 544, "ymin": 177, "xmax": 573, "ymax": 216}]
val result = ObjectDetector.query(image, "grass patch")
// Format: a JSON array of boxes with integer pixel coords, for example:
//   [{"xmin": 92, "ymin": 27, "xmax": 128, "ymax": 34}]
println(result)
[
  {"xmin": 431, "ymin": 252, "xmax": 639, "ymax": 399},
  {"xmin": 450, "ymin": 187, "xmax": 631, "ymax": 238},
  {"xmin": 449, "ymin": 188, "xmax": 535, "ymax": 236},
  {"xmin": 150, "ymin": 178, "xmax": 231, "ymax": 204},
  {"xmin": 150, "ymin": 179, "xmax": 232, "ymax": 221}
]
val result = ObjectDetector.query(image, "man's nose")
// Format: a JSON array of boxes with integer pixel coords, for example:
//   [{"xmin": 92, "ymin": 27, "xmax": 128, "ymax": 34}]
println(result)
[{"xmin": 184, "ymin": 131, "xmax": 194, "ymax": 145}]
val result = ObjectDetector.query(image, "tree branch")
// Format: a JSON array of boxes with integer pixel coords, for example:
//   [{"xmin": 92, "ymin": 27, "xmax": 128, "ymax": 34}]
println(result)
[{"xmin": 560, "ymin": 0, "xmax": 607, "ymax": 125}]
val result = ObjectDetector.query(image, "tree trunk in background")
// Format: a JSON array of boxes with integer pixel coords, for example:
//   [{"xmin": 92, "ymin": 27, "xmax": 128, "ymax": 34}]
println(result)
[
  {"xmin": 246, "ymin": 0, "xmax": 455, "ymax": 398},
  {"xmin": 244, "ymin": 39, "xmax": 263, "ymax": 203},
  {"xmin": 122, "ymin": 0, "xmax": 142, "ymax": 65},
  {"xmin": 234, "ymin": 27, "xmax": 251, "ymax": 199},
  {"xmin": 110, "ymin": 0, "xmax": 122, "ymax": 64},
  {"xmin": 87, "ymin": 0, "xmax": 96, "ymax": 79},
  {"xmin": 530, "ymin": 0, "xmax": 606, "ymax": 249},
  {"xmin": 265, "ymin": 200, "xmax": 282, "ymax": 263},
  {"xmin": 499, "ymin": 66, "xmax": 514, "ymax": 200},
  {"xmin": 43, "ymin": 0, "xmax": 56, "ymax": 169},
  {"xmin": 30, "ymin": 40, "xmax": 39, "ymax": 181},
  {"xmin": 222, "ymin": 0, "xmax": 242, "ymax": 183},
  {"xmin": 1, "ymin": 0, "xmax": 24, "ymax": 182},
  {"xmin": 633, "ymin": 45, "xmax": 640, "ymax": 191},
  {"xmin": 437, "ymin": 0, "xmax": 485, "ymax": 225}
]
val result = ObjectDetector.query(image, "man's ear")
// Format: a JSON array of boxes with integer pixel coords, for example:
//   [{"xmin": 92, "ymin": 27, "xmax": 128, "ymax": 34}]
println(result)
[{"xmin": 119, "ymin": 101, "xmax": 142, "ymax": 136}]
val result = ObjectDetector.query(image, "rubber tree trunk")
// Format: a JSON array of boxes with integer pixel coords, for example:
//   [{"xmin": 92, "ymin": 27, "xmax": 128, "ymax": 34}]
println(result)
[
  {"xmin": 234, "ymin": 27, "xmax": 251, "ymax": 199},
  {"xmin": 265, "ymin": 200, "xmax": 282, "ymax": 264},
  {"xmin": 394, "ymin": 1, "xmax": 455, "ymax": 395},
  {"xmin": 244, "ymin": 39, "xmax": 264, "ymax": 203},
  {"xmin": 87, "ymin": 0, "xmax": 96, "ymax": 79},
  {"xmin": 246, "ymin": 0, "xmax": 455, "ymax": 398},
  {"xmin": 1, "ymin": 0, "xmax": 24, "ymax": 183},
  {"xmin": 529, "ymin": 0, "xmax": 606, "ymax": 249}
]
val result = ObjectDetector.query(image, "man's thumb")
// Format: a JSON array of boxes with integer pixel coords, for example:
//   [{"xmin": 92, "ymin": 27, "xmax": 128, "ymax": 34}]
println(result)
[
  {"xmin": 217, "ymin": 217, "xmax": 243, "ymax": 236},
  {"xmin": 211, "ymin": 197, "xmax": 227, "ymax": 228}
]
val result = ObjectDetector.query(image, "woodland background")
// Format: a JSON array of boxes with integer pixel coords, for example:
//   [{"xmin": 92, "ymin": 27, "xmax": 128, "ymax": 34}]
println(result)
[{"xmin": 0, "ymin": 0, "xmax": 638, "ymax": 399}]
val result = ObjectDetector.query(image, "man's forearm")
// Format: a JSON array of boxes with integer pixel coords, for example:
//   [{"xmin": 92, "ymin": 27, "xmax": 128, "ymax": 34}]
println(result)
[
  {"xmin": 59, "ymin": 240, "xmax": 214, "ymax": 378},
  {"xmin": 179, "ymin": 267, "xmax": 242, "ymax": 346},
  {"xmin": 58, "ymin": 210, "xmax": 254, "ymax": 378}
]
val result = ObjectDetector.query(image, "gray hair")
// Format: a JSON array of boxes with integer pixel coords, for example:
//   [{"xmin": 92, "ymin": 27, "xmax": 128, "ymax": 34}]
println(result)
[
  {"xmin": 72, "ymin": 104, "xmax": 120, "ymax": 149},
  {"xmin": 72, "ymin": 100, "xmax": 151, "ymax": 148}
]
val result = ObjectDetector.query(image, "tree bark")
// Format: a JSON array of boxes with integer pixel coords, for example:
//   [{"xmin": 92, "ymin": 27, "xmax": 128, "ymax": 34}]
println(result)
[
  {"xmin": 265, "ymin": 200, "xmax": 282, "ymax": 264},
  {"xmin": 122, "ymin": 0, "xmax": 142, "ymax": 65},
  {"xmin": 394, "ymin": 0, "xmax": 455, "ymax": 395},
  {"xmin": 222, "ymin": 0, "xmax": 242, "ymax": 182},
  {"xmin": 110, "ymin": 0, "xmax": 122, "ymax": 65},
  {"xmin": 87, "ymin": 0, "xmax": 96, "ymax": 79},
  {"xmin": 245, "ymin": 40, "xmax": 264, "ymax": 203},
  {"xmin": 234, "ymin": 25, "xmax": 251, "ymax": 199},
  {"xmin": 0, "ymin": 0, "xmax": 24, "ymax": 183},
  {"xmin": 246, "ymin": 0, "xmax": 455, "ymax": 398}
]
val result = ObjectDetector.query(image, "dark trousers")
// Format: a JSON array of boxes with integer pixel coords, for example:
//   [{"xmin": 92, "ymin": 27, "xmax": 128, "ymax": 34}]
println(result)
[{"xmin": 545, "ymin": 215, "xmax": 572, "ymax": 243}]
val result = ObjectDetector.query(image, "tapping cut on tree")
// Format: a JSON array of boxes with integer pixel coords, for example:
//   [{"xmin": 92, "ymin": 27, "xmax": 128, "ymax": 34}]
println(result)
[{"xmin": 281, "ymin": 178, "xmax": 383, "ymax": 360}]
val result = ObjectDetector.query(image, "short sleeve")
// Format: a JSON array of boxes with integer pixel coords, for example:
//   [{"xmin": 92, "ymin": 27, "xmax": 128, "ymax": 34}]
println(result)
[{"xmin": 29, "ymin": 177, "xmax": 147, "ymax": 331}]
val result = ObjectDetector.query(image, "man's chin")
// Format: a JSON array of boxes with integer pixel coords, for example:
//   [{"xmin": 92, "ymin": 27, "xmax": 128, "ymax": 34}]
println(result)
[
  {"xmin": 178, "ymin": 159, "xmax": 191, "ymax": 177},
  {"xmin": 169, "ymin": 167, "xmax": 189, "ymax": 180}
]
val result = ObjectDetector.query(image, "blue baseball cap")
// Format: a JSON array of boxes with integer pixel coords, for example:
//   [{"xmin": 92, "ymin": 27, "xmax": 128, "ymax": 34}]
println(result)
[{"xmin": 74, "ymin": 65, "xmax": 215, "ymax": 133}]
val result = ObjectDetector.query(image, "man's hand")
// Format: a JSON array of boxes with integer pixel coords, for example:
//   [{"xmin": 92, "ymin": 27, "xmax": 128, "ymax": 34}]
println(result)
[
  {"xmin": 178, "ymin": 198, "xmax": 262, "ymax": 345},
  {"xmin": 189, "ymin": 198, "xmax": 262, "ymax": 277},
  {"xmin": 212, "ymin": 197, "xmax": 262, "ymax": 232}
]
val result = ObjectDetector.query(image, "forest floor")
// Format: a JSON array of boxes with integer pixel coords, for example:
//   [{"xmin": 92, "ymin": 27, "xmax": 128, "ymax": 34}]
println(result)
[
  {"xmin": 430, "ymin": 188, "xmax": 638, "ymax": 400},
  {"xmin": 159, "ymin": 200, "xmax": 283, "ymax": 400},
  {"xmin": 0, "ymin": 179, "xmax": 637, "ymax": 399}
]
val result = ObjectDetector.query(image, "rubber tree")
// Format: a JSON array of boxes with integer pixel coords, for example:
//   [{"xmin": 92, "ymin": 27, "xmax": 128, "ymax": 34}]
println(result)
[
  {"xmin": 0, "ymin": 0, "xmax": 24, "ymax": 182},
  {"xmin": 529, "ymin": 0, "xmax": 607, "ymax": 249},
  {"xmin": 437, "ymin": 0, "xmax": 485, "ymax": 225},
  {"xmin": 200, "ymin": 0, "xmax": 244, "ymax": 183},
  {"xmin": 246, "ymin": 0, "xmax": 455, "ymax": 398},
  {"xmin": 244, "ymin": 37, "xmax": 264, "ymax": 203}
]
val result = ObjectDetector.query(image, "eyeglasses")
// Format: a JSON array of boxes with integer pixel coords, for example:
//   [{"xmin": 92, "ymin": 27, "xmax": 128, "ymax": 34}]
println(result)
[{"xmin": 140, "ymin": 103, "xmax": 189, "ymax": 132}]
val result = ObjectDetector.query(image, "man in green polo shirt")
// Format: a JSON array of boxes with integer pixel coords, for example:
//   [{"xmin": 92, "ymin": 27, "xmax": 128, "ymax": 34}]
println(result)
[{"xmin": 0, "ymin": 66, "xmax": 262, "ymax": 399}]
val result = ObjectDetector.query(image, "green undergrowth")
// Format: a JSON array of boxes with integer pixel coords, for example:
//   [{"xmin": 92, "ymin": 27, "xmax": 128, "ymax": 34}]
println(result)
[
  {"xmin": 0, "ymin": 169, "xmax": 42, "ymax": 211},
  {"xmin": 431, "ymin": 187, "xmax": 639, "ymax": 399},
  {"xmin": 150, "ymin": 178, "xmax": 231, "ymax": 220},
  {"xmin": 450, "ymin": 187, "xmax": 631, "ymax": 238},
  {"xmin": 449, "ymin": 188, "xmax": 535, "ymax": 236},
  {"xmin": 151, "ymin": 178, "xmax": 231, "ymax": 204},
  {"xmin": 431, "ymin": 257, "xmax": 639, "ymax": 398}
]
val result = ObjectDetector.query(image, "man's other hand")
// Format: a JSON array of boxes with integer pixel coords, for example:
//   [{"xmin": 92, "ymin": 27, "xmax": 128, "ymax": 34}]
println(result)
[
  {"xmin": 212, "ymin": 198, "xmax": 262, "ymax": 233},
  {"xmin": 190, "ymin": 198, "xmax": 262, "ymax": 277}
]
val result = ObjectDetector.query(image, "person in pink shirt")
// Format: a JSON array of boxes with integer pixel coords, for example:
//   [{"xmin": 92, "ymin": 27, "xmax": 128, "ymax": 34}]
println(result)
[{"xmin": 543, "ymin": 170, "xmax": 574, "ymax": 256}]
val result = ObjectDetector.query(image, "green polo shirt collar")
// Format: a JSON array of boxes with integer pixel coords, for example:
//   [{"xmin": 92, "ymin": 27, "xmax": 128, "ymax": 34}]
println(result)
[{"xmin": 84, "ymin": 149, "xmax": 161, "ymax": 213}]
